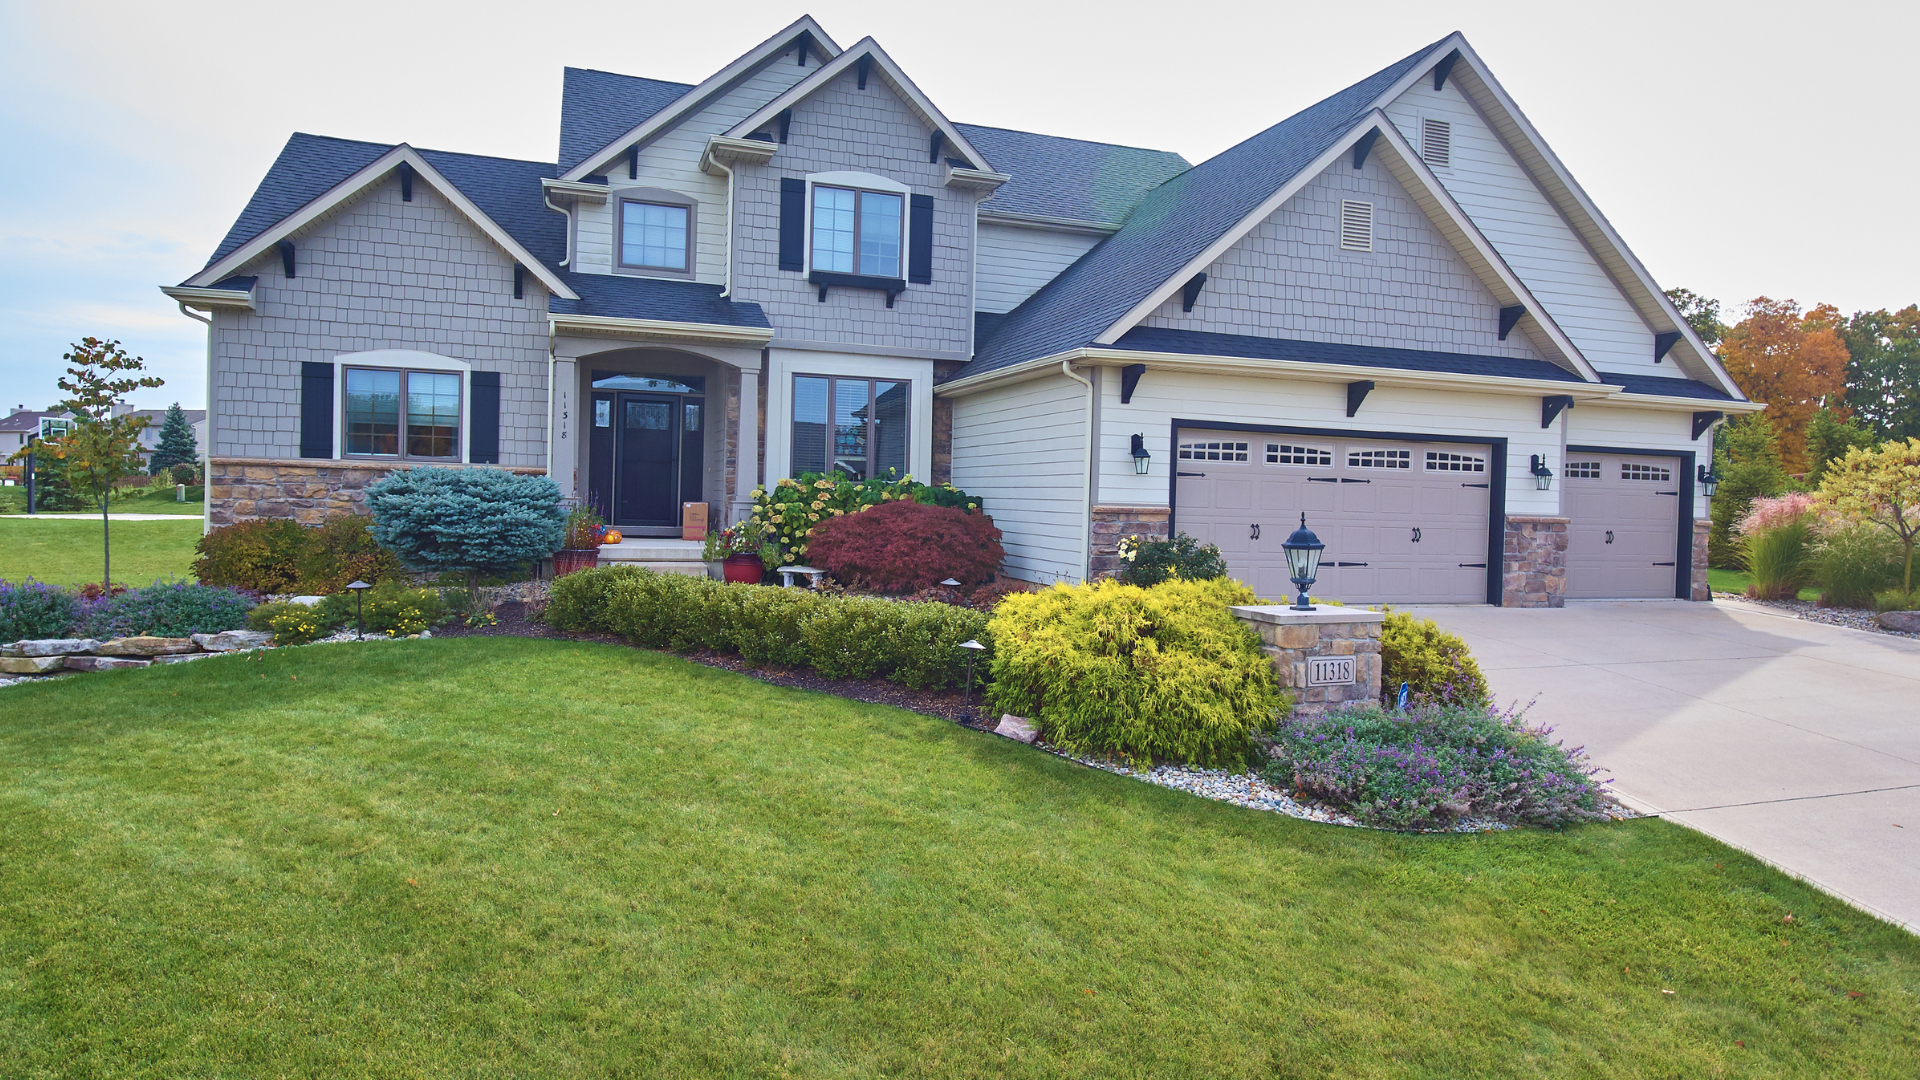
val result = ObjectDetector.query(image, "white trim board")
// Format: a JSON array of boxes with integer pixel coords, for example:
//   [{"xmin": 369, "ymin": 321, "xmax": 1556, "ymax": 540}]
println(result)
[
  {"xmin": 185, "ymin": 145, "xmax": 577, "ymax": 300},
  {"xmin": 561, "ymin": 15, "xmax": 841, "ymax": 183}
]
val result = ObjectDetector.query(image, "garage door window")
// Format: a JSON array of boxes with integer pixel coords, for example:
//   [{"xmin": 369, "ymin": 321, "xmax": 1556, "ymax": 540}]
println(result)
[
  {"xmin": 1424, "ymin": 450, "xmax": 1486, "ymax": 473},
  {"xmin": 1348, "ymin": 448, "xmax": 1411, "ymax": 469},
  {"xmin": 1179, "ymin": 440, "xmax": 1249, "ymax": 461},
  {"xmin": 1567, "ymin": 461, "xmax": 1601, "ymax": 479},
  {"xmin": 1622, "ymin": 463, "xmax": 1672, "ymax": 482},
  {"xmin": 1266, "ymin": 442, "xmax": 1333, "ymax": 466}
]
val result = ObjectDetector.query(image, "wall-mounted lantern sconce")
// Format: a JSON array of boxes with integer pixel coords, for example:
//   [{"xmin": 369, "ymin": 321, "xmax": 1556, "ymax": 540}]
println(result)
[
  {"xmin": 1530, "ymin": 454, "xmax": 1554, "ymax": 491},
  {"xmin": 1130, "ymin": 433, "xmax": 1150, "ymax": 475},
  {"xmin": 1697, "ymin": 463, "xmax": 1719, "ymax": 498}
]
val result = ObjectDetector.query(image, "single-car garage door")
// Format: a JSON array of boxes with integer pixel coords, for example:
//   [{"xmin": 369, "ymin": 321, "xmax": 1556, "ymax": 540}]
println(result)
[
  {"xmin": 1173, "ymin": 429, "xmax": 1493, "ymax": 604},
  {"xmin": 1564, "ymin": 452, "xmax": 1682, "ymax": 599}
]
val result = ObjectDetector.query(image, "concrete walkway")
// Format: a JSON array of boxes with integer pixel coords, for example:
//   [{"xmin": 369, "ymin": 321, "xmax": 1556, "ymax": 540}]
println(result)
[{"xmin": 1409, "ymin": 600, "xmax": 1920, "ymax": 934}]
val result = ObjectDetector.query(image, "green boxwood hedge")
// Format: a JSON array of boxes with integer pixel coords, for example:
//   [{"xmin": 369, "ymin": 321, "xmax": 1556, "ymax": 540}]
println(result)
[{"xmin": 545, "ymin": 566, "xmax": 989, "ymax": 690}]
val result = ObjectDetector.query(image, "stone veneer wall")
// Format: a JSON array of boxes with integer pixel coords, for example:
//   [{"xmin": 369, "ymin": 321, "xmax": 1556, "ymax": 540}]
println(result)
[
  {"xmin": 1692, "ymin": 519, "xmax": 1711, "ymax": 601},
  {"xmin": 1089, "ymin": 505, "xmax": 1171, "ymax": 579},
  {"xmin": 1502, "ymin": 514, "xmax": 1568, "ymax": 608},
  {"xmin": 208, "ymin": 458, "xmax": 546, "ymax": 526},
  {"xmin": 1230, "ymin": 606, "xmax": 1384, "ymax": 708}
]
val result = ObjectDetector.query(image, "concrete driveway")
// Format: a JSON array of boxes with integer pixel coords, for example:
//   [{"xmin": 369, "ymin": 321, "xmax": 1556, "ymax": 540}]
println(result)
[{"xmin": 1409, "ymin": 600, "xmax": 1920, "ymax": 933}]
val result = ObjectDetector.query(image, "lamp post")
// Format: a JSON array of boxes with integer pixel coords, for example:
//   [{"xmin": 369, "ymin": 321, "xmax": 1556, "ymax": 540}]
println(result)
[
  {"xmin": 22, "ymin": 435, "xmax": 34, "ymax": 515},
  {"xmin": 346, "ymin": 580, "xmax": 372, "ymax": 639},
  {"xmin": 958, "ymin": 639, "xmax": 987, "ymax": 708},
  {"xmin": 1130, "ymin": 433, "xmax": 1151, "ymax": 475},
  {"xmin": 1696, "ymin": 464, "xmax": 1719, "ymax": 498},
  {"xmin": 1281, "ymin": 513, "xmax": 1325, "ymax": 611},
  {"xmin": 1530, "ymin": 454, "xmax": 1554, "ymax": 490}
]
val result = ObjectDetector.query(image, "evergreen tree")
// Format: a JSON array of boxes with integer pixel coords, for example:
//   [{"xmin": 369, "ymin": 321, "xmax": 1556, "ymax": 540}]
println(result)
[
  {"xmin": 149, "ymin": 402, "xmax": 198, "ymax": 474},
  {"xmin": 1805, "ymin": 407, "xmax": 1879, "ymax": 487},
  {"xmin": 1709, "ymin": 414, "xmax": 1791, "ymax": 569}
]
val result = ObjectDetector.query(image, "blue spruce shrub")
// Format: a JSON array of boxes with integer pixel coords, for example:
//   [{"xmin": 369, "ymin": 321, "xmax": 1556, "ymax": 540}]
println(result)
[
  {"xmin": 365, "ymin": 467, "xmax": 566, "ymax": 600},
  {"xmin": 0, "ymin": 580, "xmax": 78, "ymax": 642}
]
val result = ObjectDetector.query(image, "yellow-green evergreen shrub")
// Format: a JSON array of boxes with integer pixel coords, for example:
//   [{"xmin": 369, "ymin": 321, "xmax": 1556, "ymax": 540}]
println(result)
[
  {"xmin": 1379, "ymin": 610, "xmax": 1489, "ymax": 707},
  {"xmin": 984, "ymin": 577, "xmax": 1280, "ymax": 767}
]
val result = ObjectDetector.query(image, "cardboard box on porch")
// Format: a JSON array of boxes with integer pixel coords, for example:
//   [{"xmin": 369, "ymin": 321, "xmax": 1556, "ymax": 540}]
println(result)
[{"xmin": 681, "ymin": 502, "xmax": 709, "ymax": 542}]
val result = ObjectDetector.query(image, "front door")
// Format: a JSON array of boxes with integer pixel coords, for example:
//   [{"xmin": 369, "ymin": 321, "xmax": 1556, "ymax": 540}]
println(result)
[{"xmin": 588, "ymin": 387, "xmax": 705, "ymax": 529}]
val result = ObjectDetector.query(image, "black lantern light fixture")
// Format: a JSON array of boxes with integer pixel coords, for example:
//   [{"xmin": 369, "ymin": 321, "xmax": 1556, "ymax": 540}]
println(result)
[
  {"xmin": 1530, "ymin": 454, "xmax": 1554, "ymax": 491},
  {"xmin": 1697, "ymin": 463, "xmax": 1719, "ymax": 498},
  {"xmin": 346, "ymin": 580, "xmax": 373, "ymax": 639},
  {"xmin": 1130, "ymin": 433, "xmax": 1150, "ymax": 475},
  {"xmin": 1281, "ymin": 513, "xmax": 1325, "ymax": 611},
  {"xmin": 958, "ymin": 638, "xmax": 987, "ymax": 707}
]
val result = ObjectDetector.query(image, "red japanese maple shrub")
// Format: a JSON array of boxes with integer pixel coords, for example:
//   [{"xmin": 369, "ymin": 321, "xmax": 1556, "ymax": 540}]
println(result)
[{"xmin": 807, "ymin": 500, "xmax": 1005, "ymax": 593}]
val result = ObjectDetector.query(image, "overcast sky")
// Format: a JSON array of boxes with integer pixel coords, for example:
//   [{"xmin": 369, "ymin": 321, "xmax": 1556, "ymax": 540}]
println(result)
[{"xmin": 1, "ymin": 0, "xmax": 1913, "ymax": 411}]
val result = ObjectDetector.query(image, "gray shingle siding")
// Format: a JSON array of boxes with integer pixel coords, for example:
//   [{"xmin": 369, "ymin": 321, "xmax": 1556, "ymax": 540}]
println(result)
[
  {"xmin": 210, "ymin": 179, "xmax": 550, "ymax": 464},
  {"xmin": 732, "ymin": 67, "xmax": 973, "ymax": 356},
  {"xmin": 1141, "ymin": 156, "xmax": 1540, "ymax": 360}
]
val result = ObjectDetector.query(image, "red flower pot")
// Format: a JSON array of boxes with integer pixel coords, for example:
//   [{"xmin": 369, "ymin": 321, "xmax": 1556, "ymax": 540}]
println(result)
[
  {"xmin": 552, "ymin": 548, "xmax": 601, "ymax": 578},
  {"xmin": 722, "ymin": 553, "xmax": 764, "ymax": 584}
]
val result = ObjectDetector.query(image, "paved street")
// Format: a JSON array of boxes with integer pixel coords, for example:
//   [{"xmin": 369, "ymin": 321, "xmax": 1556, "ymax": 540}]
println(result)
[{"xmin": 1411, "ymin": 600, "xmax": 1920, "ymax": 933}]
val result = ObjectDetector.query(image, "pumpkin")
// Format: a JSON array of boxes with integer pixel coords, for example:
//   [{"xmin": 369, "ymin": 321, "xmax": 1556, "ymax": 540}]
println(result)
[{"xmin": 600, "ymin": 529, "xmax": 623, "ymax": 545}]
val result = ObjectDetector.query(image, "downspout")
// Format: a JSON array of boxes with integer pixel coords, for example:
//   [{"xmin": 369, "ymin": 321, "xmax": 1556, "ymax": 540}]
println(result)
[
  {"xmin": 706, "ymin": 154, "xmax": 735, "ymax": 296},
  {"xmin": 177, "ymin": 301, "xmax": 213, "ymax": 533},
  {"xmin": 542, "ymin": 191, "xmax": 572, "ymax": 266},
  {"xmin": 1060, "ymin": 360, "xmax": 1095, "ymax": 582}
]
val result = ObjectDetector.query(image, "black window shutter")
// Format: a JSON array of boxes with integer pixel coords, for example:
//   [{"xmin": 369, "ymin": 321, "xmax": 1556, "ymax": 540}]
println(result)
[
  {"xmin": 469, "ymin": 371, "xmax": 501, "ymax": 464},
  {"xmin": 779, "ymin": 178, "xmax": 806, "ymax": 272},
  {"xmin": 908, "ymin": 194, "xmax": 934, "ymax": 284},
  {"xmin": 299, "ymin": 362, "xmax": 333, "ymax": 459}
]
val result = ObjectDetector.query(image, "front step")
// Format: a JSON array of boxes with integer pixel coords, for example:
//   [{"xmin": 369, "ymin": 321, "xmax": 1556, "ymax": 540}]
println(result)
[{"xmin": 594, "ymin": 539, "xmax": 713, "ymax": 578}]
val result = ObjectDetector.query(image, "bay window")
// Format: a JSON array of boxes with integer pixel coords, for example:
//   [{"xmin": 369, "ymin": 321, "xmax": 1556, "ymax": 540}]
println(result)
[
  {"xmin": 790, "ymin": 375, "xmax": 909, "ymax": 480},
  {"xmin": 344, "ymin": 367, "xmax": 461, "ymax": 460}
]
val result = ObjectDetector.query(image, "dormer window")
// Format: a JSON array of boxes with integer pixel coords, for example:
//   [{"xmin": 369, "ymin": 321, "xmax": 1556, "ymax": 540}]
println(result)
[
  {"xmin": 812, "ymin": 185, "xmax": 902, "ymax": 278},
  {"xmin": 617, "ymin": 191, "xmax": 696, "ymax": 277}
]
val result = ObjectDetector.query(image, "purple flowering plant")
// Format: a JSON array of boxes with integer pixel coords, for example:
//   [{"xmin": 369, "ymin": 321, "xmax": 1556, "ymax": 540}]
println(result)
[
  {"xmin": 75, "ymin": 582, "xmax": 255, "ymax": 640},
  {"xmin": 0, "ymin": 579, "xmax": 78, "ymax": 642},
  {"xmin": 1264, "ymin": 699, "xmax": 1615, "ymax": 830}
]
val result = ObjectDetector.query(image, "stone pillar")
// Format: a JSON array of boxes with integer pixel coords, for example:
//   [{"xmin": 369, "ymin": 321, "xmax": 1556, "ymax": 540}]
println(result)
[
  {"xmin": 1502, "ymin": 514, "xmax": 1568, "ymax": 608},
  {"xmin": 1230, "ymin": 604, "xmax": 1385, "ymax": 708},
  {"xmin": 1090, "ymin": 505, "xmax": 1171, "ymax": 579},
  {"xmin": 1692, "ymin": 519, "xmax": 1711, "ymax": 601},
  {"xmin": 932, "ymin": 395, "xmax": 953, "ymax": 486}
]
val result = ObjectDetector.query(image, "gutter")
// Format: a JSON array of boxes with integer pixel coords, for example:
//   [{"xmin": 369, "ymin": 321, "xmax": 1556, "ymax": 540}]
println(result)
[
  {"xmin": 1059, "ymin": 360, "xmax": 1095, "ymax": 582},
  {"xmin": 549, "ymin": 313, "xmax": 772, "ymax": 346}
]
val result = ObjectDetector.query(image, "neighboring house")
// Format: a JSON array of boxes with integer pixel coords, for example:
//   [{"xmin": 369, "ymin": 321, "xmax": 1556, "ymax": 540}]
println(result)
[
  {"xmin": 163, "ymin": 17, "xmax": 1759, "ymax": 605},
  {"xmin": 1, "ymin": 406, "xmax": 205, "ymax": 466},
  {"xmin": 129, "ymin": 409, "xmax": 208, "ymax": 467}
]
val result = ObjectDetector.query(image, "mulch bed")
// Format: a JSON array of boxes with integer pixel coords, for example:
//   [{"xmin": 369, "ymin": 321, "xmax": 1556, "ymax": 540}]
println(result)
[{"xmin": 436, "ymin": 601, "xmax": 999, "ymax": 730}]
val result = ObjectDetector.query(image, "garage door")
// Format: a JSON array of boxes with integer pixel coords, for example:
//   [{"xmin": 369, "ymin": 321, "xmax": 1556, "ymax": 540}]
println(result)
[
  {"xmin": 1564, "ymin": 453, "xmax": 1681, "ymax": 599},
  {"xmin": 1173, "ymin": 430, "xmax": 1492, "ymax": 604}
]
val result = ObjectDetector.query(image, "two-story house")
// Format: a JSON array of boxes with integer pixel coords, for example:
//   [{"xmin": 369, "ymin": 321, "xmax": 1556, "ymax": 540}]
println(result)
[{"xmin": 164, "ymin": 16, "xmax": 1759, "ymax": 605}]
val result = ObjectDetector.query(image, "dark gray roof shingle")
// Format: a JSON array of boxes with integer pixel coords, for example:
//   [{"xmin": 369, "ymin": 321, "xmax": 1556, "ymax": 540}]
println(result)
[
  {"xmin": 558, "ymin": 67, "xmax": 694, "ymax": 174},
  {"xmin": 1597, "ymin": 370, "xmax": 1736, "ymax": 402},
  {"xmin": 549, "ymin": 272, "xmax": 770, "ymax": 329},
  {"xmin": 956, "ymin": 124, "xmax": 1188, "ymax": 227},
  {"xmin": 204, "ymin": 134, "xmax": 391, "ymax": 267},
  {"xmin": 1111, "ymin": 327, "xmax": 1584, "ymax": 383},
  {"xmin": 964, "ymin": 38, "xmax": 1449, "ymax": 377}
]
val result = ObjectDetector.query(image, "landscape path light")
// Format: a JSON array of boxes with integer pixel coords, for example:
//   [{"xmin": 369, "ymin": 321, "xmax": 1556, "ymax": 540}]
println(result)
[
  {"xmin": 346, "ymin": 580, "xmax": 373, "ymax": 640},
  {"xmin": 958, "ymin": 639, "xmax": 987, "ymax": 707},
  {"xmin": 1281, "ymin": 513, "xmax": 1325, "ymax": 611}
]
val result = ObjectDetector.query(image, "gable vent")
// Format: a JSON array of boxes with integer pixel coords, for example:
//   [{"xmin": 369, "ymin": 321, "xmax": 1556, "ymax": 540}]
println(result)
[
  {"xmin": 1339, "ymin": 200, "xmax": 1373, "ymax": 252},
  {"xmin": 1420, "ymin": 118, "xmax": 1452, "ymax": 168}
]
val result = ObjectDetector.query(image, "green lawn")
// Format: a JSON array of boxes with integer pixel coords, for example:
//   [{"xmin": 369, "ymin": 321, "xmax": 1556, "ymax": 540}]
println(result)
[
  {"xmin": 1, "ymin": 638, "xmax": 1914, "ymax": 1077},
  {"xmin": 1708, "ymin": 567, "xmax": 1822, "ymax": 602},
  {"xmin": 0, "ymin": 485, "xmax": 205, "ymax": 515},
  {"xmin": 0, "ymin": 517, "xmax": 201, "ymax": 587}
]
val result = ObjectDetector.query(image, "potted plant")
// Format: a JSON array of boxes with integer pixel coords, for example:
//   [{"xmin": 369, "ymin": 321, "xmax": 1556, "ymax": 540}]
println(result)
[
  {"xmin": 553, "ymin": 505, "xmax": 605, "ymax": 578},
  {"xmin": 703, "ymin": 519, "xmax": 770, "ymax": 584}
]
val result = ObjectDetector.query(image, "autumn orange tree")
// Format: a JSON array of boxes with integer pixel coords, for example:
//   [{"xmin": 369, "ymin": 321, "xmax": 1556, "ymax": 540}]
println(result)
[{"xmin": 1717, "ymin": 298, "xmax": 1850, "ymax": 474}]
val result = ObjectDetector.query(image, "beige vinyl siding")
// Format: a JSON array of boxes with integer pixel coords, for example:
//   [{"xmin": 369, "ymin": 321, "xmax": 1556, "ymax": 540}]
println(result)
[
  {"xmin": 1385, "ymin": 81, "xmax": 1658, "ymax": 374},
  {"xmin": 573, "ymin": 60, "xmax": 811, "ymax": 283},
  {"xmin": 974, "ymin": 223, "xmax": 1103, "ymax": 314},
  {"xmin": 1091, "ymin": 370, "xmax": 1562, "ymax": 519},
  {"xmin": 948, "ymin": 373, "xmax": 1089, "ymax": 582}
]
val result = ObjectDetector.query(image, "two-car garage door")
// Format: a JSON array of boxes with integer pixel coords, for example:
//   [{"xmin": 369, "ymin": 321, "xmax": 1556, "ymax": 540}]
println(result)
[{"xmin": 1174, "ymin": 430, "xmax": 1494, "ymax": 605}]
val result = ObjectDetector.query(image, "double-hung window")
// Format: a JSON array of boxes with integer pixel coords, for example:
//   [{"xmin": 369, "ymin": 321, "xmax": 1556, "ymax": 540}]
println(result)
[
  {"xmin": 344, "ymin": 368, "xmax": 461, "ymax": 460},
  {"xmin": 811, "ymin": 185, "xmax": 903, "ymax": 279},
  {"xmin": 619, "ymin": 198, "xmax": 691, "ymax": 273},
  {"xmin": 790, "ymin": 375, "xmax": 909, "ymax": 481}
]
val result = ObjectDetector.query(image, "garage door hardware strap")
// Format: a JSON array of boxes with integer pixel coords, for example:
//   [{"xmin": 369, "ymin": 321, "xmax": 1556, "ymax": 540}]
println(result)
[
  {"xmin": 1458, "ymin": 562, "xmax": 1487, "ymax": 568},
  {"xmin": 1652, "ymin": 561, "xmax": 1675, "ymax": 566},
  {"xmin": 1461, "ymin": 482, "xmax": 1489, "ymax": 488},
  {"xmin": 1177, "ymin": 471, "xmax": 1205, "ymax": 477},
  {"xmin": 1331, "ymin": 561, "xmax": 1369, "ymax": 567}
]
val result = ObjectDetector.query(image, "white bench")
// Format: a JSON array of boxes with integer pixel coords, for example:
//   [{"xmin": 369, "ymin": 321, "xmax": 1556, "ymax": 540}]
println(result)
[{"xmin": 776, "ymin": 565, "xmax": 827, "ymax": 589}]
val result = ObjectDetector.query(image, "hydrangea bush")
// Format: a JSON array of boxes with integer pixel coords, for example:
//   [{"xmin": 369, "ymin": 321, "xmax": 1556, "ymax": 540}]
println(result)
[
  {"xmin": 1265, "ymin": 700, "xmax": 1614, "ymax": 830},
  {"xmin": 751, "ymin": 474, "xmax": 981, "ymax": 566}
]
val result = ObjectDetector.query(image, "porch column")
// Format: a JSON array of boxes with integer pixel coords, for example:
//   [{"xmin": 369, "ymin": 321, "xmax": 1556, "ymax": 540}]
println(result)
[
  {"xmin": 734, "ymin": 361, "xmax": 760, "ymax": 525},
  {"xmin": 548, "ymin": 357, "xmax": 577, "ymax": 499}
]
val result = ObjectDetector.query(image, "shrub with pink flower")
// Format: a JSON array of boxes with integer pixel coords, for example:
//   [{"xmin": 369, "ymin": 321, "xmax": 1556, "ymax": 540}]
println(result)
[{"xmin": 1734, "ymin": 492, "xmax": 1818, "ymax": 538}]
